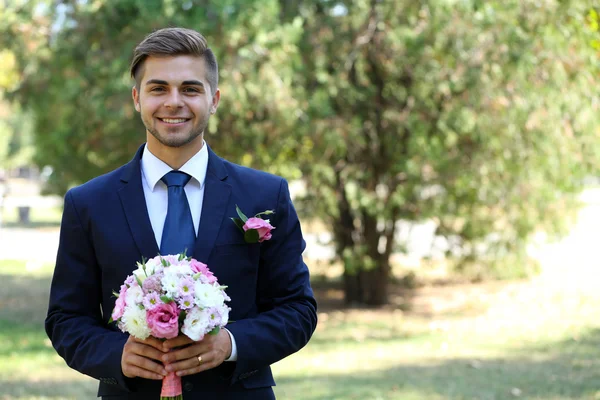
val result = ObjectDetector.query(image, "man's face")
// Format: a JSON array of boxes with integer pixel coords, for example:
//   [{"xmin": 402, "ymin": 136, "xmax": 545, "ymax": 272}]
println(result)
[{"xmin": 132, "ymin": 55, "xmax": 220, "ymax": 150}]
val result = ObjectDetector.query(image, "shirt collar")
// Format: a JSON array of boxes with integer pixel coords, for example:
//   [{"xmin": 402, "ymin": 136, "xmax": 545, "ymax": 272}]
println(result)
[{"xmin": 141, "ymin": 141, "xmax": 209, "ymax": 191}]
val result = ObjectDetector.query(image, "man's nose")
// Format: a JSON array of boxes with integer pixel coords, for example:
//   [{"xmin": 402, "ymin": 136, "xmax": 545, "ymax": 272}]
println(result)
[{"xmin": 164, "ymin": 90, "xmax": 183, "ymax": 108}]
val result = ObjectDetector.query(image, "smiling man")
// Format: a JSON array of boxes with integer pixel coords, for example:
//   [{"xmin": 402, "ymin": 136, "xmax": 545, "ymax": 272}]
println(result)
[{"xmin": 45, "ymin": 28, "xmax": 317, "ymax": 400}]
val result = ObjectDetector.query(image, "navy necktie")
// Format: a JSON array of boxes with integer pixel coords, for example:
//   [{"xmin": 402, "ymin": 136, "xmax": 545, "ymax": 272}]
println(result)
[{"xmin": 160, "ymin": 171, "xmax": 196, "ymax": 256}]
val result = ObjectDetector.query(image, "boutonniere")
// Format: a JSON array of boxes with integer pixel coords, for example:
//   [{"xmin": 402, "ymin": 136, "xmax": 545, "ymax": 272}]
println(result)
[{"xmin": 231, "ymin": 205, "xmax": 276, "ymax": 243}]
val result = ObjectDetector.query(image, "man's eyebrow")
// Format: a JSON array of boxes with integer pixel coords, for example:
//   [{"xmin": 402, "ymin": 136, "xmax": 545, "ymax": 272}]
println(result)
[
  {"xmin": 144, "ymin": 79, "xmax": 205, "ymax": 87},
  {"xmin": 145, "ymin": 79, "xmax": 168, "ymax": 86},
  {"xmin": 182, "ymin": 80, "xmax": 205, "ymax": 87}
]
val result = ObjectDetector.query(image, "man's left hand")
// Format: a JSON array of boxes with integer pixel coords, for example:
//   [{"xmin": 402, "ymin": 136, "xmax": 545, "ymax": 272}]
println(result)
[{"xmin": 161, "ymin": 330, "xmax": 232, "ymax": 377}]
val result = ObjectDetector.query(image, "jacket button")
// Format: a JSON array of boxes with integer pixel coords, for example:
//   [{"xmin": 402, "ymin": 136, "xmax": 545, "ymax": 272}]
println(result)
[{"xmin": 183, "ymin": 382, "xmax": 194, "ymax": 392}]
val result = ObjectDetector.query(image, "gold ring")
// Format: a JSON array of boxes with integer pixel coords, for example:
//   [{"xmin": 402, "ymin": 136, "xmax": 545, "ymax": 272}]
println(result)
[{"xmin": 197, "ymin": 355, "xmax": 202, "ymax": 365}]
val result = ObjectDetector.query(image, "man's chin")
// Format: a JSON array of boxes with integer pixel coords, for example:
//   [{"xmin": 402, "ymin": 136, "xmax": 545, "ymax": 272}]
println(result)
[{"xmin": 156, "ymin": 133, "xmax": 202, "ymax": 149}]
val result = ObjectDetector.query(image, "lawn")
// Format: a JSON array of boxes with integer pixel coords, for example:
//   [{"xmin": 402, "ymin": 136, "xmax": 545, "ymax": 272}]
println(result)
[{"xmin": 1, "ymin": 258, "xmax": 600, "ymax": 399}]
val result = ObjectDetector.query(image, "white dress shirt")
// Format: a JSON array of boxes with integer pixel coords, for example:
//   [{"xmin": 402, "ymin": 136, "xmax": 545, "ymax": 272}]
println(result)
[{"xmin": 140, "ymin": 142, "xmax": 238, "ymax": 362}]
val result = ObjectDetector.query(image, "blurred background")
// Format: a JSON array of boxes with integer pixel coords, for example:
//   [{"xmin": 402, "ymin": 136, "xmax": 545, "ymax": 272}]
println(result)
[{"xmin": 1, "ymin": 0, "xmax": 600, "ymax": 399}]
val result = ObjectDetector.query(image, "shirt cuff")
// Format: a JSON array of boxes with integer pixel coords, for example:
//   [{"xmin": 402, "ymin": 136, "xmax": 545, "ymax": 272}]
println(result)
[{"xmin": 224, "ymin": 328, "xmax": 238, "ymax": 362}]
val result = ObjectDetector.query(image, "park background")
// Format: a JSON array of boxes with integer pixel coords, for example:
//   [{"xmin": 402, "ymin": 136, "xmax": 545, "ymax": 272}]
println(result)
[{"xmin": 1, "ymin": 0, "xmax": 600, "ymax": 399}]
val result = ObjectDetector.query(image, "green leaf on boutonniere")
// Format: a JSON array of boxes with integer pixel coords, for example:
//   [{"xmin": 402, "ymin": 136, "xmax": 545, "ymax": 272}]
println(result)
[
  {"xmin": 230, "ymin": 217, "xmax": 245, "ymax": 232},
  {"xmin": 244, "ymin": 229, "xmax": 260, "ymax": 243},
  {"xmin": 235, "ymin": 205, "xmax": 249, "ymax": 222}
]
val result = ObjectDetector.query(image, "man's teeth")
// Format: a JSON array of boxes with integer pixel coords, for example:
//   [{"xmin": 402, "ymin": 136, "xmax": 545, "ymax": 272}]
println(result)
[{"xmin": 162, "ymin": 118, "xmax": 187, "ymax": 124}]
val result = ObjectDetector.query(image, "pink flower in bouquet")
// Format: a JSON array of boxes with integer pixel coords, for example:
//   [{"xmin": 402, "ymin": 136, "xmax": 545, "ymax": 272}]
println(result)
[
  {"xmin": 146, "ymin": 302, "xmax": 180, "ymax": 339},
  {"xmin": 111, "ymin": 284, "xmax": 128, "ymax": 321},
  {"xmin": 142, "ymin": 292, "xmax": 163, "ymax": 310},
  {"xmin": 142, "ymin": 274, "xmax": 163, "ymax": 293},
  {"xmin": 191, "ymin": 259, "xmax": 217, "ymax": 283},
  {"xmin": 243, "ymin": 217, "xmax": 275, "ymax": 242}
]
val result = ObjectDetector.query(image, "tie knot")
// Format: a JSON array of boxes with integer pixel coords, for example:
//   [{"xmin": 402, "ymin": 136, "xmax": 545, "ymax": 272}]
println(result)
[{"xmin": 161, "ymin": 171, "xmax": 192, "ymax": 188}]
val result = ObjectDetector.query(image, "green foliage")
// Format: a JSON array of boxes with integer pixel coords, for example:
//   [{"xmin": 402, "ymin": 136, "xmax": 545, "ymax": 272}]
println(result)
[
  {"xmin": 286, "ymin": 0, "xmax": 600, "ymax": 303},
  {"xmin": 3, "ymin": 0, "xmax": 600, "ymax": 304}
]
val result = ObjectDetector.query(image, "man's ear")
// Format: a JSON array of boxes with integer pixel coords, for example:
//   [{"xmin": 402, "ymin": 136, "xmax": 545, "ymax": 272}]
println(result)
[
  {"xmin": 210, "ymin": 88, "xmax": 221, "ymax": 114},
  {"xmin": 132, "ymin": 86, "xmax": 141, "ymax": 112}
]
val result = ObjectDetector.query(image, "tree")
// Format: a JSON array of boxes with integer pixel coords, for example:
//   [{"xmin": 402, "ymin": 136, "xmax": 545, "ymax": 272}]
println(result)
[
  {"xmin": 6, "ymin": 0, "xmax": 600, "ymax": 306},
  {"xmin": 284, "ymin": 0, "xmax": 600, "ymax": 304}
]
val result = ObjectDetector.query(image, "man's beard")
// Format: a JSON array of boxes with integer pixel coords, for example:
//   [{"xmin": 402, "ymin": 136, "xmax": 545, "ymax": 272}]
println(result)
[{"xmin": 145, "ymin": 118, "xmax": 208, "ymax": 148}]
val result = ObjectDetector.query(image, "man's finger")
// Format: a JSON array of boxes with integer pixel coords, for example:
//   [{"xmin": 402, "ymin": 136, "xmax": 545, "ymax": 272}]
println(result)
[
  {"xmin": 123, "ymin": 363, "xmax": 165, "ymax": 380},
  {"xmin": 162, "ymin": 334, "xmax": 194, "ymax": 351},
  {"xmin": 124, "ymin": 354, "xmax": 167, "ymax": 377},
  {"xmin": 138, "ymin": 336, "xmax": 167, "ymax": 352},
  {"xmin": 162, "ymin": 343, "xmax": 203, "ymax": 364},
  {"xmin": 170, "ymin": 352, "xmax": 219, "ymax": 376}
]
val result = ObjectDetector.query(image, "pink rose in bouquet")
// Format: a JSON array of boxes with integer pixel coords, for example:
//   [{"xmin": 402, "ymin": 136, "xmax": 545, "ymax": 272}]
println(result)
[
  {"xmin": 110, "ymin": 254, "xmax": 231, "ymax": 400},
  {"xmin": 146, "ymin": 302, "xmax": 180, "ymax": 339}
]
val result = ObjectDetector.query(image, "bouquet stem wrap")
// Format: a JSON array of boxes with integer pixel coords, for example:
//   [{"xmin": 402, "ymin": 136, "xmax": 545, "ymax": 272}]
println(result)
[{"xmin": 160, "ymin": 371, "xmax": 183, "ymax": 400}]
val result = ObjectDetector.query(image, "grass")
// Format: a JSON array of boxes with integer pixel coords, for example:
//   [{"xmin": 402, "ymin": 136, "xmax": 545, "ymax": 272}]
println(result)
[{"xmin": 1, "ymin": 261, "xmax": 600, "ymax": 399}]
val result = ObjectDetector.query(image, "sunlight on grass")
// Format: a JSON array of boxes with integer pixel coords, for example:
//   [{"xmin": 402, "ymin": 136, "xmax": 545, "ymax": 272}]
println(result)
[
  {"xmin": 0, "ymin": 259, "xmax": 54, "ymax": 277},
  {"xmin": 0, "ymin": 319, "xmax": 97, "ymax": 398},
  {"xmin": 1, "ymin": 256, "xmax": 600, "ymax": 399}
]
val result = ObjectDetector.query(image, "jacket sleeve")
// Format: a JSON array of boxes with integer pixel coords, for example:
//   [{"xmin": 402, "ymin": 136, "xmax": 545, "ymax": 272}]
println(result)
[
  {"xmin": 225, "ymin": 178, "xmax": 318, "ymax": 383},
  {"xmin": 45, "ymin": 190, "xmax": 132, "ymax": 390}
]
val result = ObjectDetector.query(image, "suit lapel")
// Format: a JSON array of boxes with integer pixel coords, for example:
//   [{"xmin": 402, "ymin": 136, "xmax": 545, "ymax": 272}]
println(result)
[
  {"xmin": 193, "ymin": 146, "xmax": 231, "ymax": 263},
  {"xmin": 117, "ymin": 145, "xmax": 160, "ymax": 259}
]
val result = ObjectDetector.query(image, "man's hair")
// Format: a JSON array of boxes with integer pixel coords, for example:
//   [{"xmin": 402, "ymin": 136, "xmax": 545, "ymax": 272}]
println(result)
[{"xmin": 130, "ymin": 27, "xmax": 218, "ymax": 95}]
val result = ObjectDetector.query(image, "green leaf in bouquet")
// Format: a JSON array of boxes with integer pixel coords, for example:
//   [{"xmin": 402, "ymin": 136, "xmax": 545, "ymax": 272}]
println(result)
[
  {"xmin": 178, "ymin": 310, "xmax": 187, "ymax": 323},
  {"xmin": 161, "ymin": 257, "xmax": 169, "ymax": 267},
  {"xmin": 244, "ymin": 229, "xmax": 260, "ymax": 243},
  {"xmin": 235, "ymin": 205, "xmax": 249, "ymax": 222},
  {"xmin": 134, "ymin": 274, "xmax": 143, "ymax": 287},
  {"xmin": 112, "ymin": 290, "xmax": 119, "ymax": 298},
  {"xmin": 208, "ymin": 326, "xmax": 220, "ymax": 335},
  {"xmin": 160, "ymin": 296, "xmax": 173, "ymax": 303}
]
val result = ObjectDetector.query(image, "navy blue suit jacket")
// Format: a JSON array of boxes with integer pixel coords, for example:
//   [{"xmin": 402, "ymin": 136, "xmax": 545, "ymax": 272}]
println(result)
[{"xmin": 45, "ymin": 144, "xmax": 317, "ymax": 399}]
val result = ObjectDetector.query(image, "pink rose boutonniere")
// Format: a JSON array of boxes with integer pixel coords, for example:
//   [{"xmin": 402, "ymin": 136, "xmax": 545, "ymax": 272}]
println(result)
[{"xmin": 231, "ymin": 205, "xmax": 275, "ymax": 243}]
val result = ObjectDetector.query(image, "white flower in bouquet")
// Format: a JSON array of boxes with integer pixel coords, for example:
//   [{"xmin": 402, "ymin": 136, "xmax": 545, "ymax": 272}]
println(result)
[
  {"xmin": 181, "ymin": 307, "xmax": 212, "ymax": 341},
  {"xmin": 121, "ymin": 304, "xmax": 151, "ymax": 339},
  {"xmin": 194, "ymin": 282, "xmax": 226, "ymax": 308}
]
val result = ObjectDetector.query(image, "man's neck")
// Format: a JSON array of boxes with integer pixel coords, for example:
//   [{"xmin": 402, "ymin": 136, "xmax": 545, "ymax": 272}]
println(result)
[{"xmin": 146, "ymin": 135, "xmax": 204, "ymax": 170}]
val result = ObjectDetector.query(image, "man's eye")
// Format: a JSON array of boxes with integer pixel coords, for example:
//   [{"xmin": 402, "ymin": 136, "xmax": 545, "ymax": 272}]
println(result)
[
  {"xmin": 183, "ymin": 87, "xmax": 200, "ymax": 93},
  {"xmin": 150, "ymin": 87, "xmax": 165, "ymax": 92}
]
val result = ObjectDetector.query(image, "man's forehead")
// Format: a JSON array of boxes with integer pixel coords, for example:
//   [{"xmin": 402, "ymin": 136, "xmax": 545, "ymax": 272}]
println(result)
[{"xmin": 142, "ymin": 55, "xmax": 208, "ymax": 83}]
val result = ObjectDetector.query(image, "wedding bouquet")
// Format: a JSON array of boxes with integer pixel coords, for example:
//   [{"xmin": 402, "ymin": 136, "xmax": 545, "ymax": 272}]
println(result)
[{"xmin": 110, "ymin": 253, "xmax": 231, "ymax": 400}]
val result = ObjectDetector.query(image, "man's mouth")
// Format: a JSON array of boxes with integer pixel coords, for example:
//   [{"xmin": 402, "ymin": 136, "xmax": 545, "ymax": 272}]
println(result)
[{"xmin": 159, "ymin": 118, "xmax": 190, "ymax": 124}]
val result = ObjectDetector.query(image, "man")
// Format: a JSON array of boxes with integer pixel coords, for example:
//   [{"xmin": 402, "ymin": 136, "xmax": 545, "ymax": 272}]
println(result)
[{"xmin": 45, "ymin": 27, "xmax": 317, "ymax": 399}]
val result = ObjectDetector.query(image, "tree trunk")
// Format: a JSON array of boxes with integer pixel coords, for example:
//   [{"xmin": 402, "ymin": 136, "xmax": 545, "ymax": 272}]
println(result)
[
  {"xmin": 343, "ymin": 270, "xmax": 363, "ymax": 305},
  {"xmin": 343, "ymin": 262, "xmax": 388, "ymax": 306}
]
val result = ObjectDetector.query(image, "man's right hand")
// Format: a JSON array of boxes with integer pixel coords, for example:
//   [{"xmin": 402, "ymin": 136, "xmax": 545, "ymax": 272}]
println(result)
[{"xmin": 121, "ymin": 336, "xmax": 168, "ymax": 380}]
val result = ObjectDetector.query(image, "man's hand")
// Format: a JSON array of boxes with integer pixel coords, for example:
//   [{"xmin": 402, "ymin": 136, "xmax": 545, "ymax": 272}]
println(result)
[
  {"xmin": 161, "ymin": 330, "xmax": 232, "ymax": 377},
  {"xmin": 121, "ymin": 336, "xmax": 168, "ymax": 380}
]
